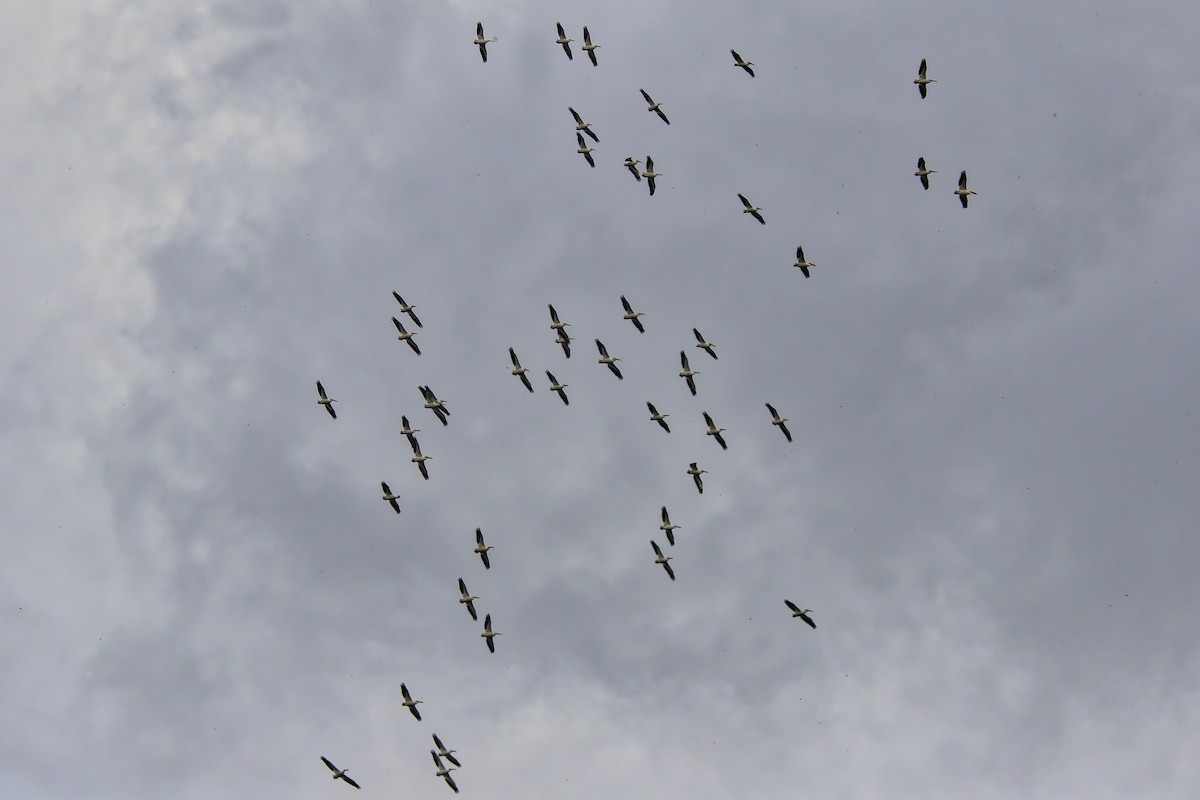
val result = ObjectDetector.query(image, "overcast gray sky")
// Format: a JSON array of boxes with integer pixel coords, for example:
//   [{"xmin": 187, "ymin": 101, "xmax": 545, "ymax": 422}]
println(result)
[{"xmin": 3, "ymin": 1, "xmax": 1199, "ymax": 797}]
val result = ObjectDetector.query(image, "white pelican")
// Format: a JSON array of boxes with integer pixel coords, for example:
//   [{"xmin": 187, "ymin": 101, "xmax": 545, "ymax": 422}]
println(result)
[
  {"xmin": 915, "ymin": 157, "xmax": 936, "ymax": 190},
  {"xmin": 546, "ymin": 370, "xmax": 569, "ymax": 405},
  {"xmin": 555, "ymin": 22, "xmax": 574, "ymax": 60},
  {"xmin": 620, "ymin": 295, "xmax": 645, "ymax": 332},
  {"xmin": 765, "ymin": 403, "xmax": 793, "ymax": 442},
  {"xmin": 582, "ymin": 26, "xmax": 600, "ymax": 66},
  {"xmin": 475, "ymin": 528, "xmax": 493, "ymax": 569},
  {"xmin": 954, "ymin": 170, "xmax": 977, "ymax": 208},
  {"xmin": 623, "ymin": 157, "xmax": 642, "ymax": 181},
  {"xmin": 702, "ymin": 411, "xmax": 728, "ymax": 450},
  {"xmin": 381, "ymin": 482, "xmax": 401, "ymax": 514},
  {"xmin": 431, "ymin": 750, "xmax": 460, "ymax": 793},
  {"xmin": 457, "ymin": 578, "xmax": 479, "ymax": 621},
  {"xmin": 576, "ymin": 133, "xmax": 596, "ymax": 168},
  {"xmin": 316, "ymin": 381, "xmax": 337, "ymax": 419},
  {"xmin": 392, "ymin": 291, "xmax": 423, "ymax": 327},
  {"xmin": 420, "ymin": 385, "xmax": 449, "ymax": 426},
  {"xmin": 693, "ymin": 328, "xmax": 718, "ymax": 359},
  {"xmin": 321, "ymin": 757, "xmax": 361, "ymax": 789},
  {"xmin": 548, "ymin": 303, "xmax": 571, "ymax": 333},
  {"xmin": 793, "ymin": 245, "xmax": 815, "ymax": 278},
  {"xmin": 784, "ymin": 600, "xmax": 816, "ymax": 629},
  {"xmin": 400, "ymin": 683, "xmax": 424, "ymax": 720},
  {"xmin": 647, "ymin": 402, "xmax": 670, "ymax": 432},
  {"xmin": 400, "ymin": 415, "xmax": 420, "ymax": 449},
  {"xmin": 412, "ymin": 441, "xmax": 432, "ymax": 480},
  {"xmin": 731, "ymin": 49, "xmax": 755, "ymax": 76},
  {"xmin": 639, "ymin": 89, "xmax": 670, "ymax": 125},
  {"xmin": 641, "ymin": 156, "xmax": 661, "ymax": 195},
  {"xmin": 433, "ymin": 734, "xmax": 462, "ymax": 768},
  {"xmin": 688, "ymin": 462, "xmax": 707, "ymax": 494},
  {"xmin": 392, "ymin": 316, "xmax": 421, "ymax": 355},
  {"xmin": 509, "ymin": 347, "xmax": 534, "ymax": 392},
  {"xmin": 679, "ymin": 351, "xmax": 700, "ymax": 396},
  {"xmin": 569, "ymin": 107, "xmax": 599, "ymax": 142},
  {"xmin": 914, "ymin": 58, "xmax": 936, "ymax": 99},
  {"xmin": 554, "ymin": 331, "xmax": 572, "ymax": 359},
  {"xmin": 482, "ymin": 613, "xmax": 501, "ymax": 653},
  {"xmin": 473, "ymin": 22, "xmax": 496, "ymax": 63},
  {"xmin": 738, "ymin": 193, "xmax": 765, "ymax": 225},
  {"xmin": 595, "ymin": 339, "xmax": 623, "ymax": 380},
  {"xmin": 651, "ymin": 540, "xmax": 676, "ymax": 581},
  {"xmin": 660, "ymin": 506, "xmax": 681, "ymax": 546}
]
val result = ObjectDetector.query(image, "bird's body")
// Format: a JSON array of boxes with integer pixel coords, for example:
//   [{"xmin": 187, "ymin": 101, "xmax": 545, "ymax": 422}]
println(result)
[
  {"xmin": 651, "ymin": 540, "xmax": 676, "ymax": 581},
  {"xmin": 555, "ymin": 22, "xmax": 574, "ymax": 59},
  {"xmin": 595, "ymin": 339, "xmax": 623, "ymax": 380},
  {"xmin": 693, "ymin": 328, "xmax": 718, "ymax": 359},
  {"xmin": 954, "ymin": 170, "xmax": 977, "ymax": 208},
  {"xmin": 660, "ymin": 506, "xmax": 681, "ymax": 546},
  {"xmin": 473, "ymin": 22, "xmax": 496, "ymax": 62},
  {"xmin": 731, "ymin": 49, "xmax": 755, "ymax": 76},
  {"xmin": 392, "ymin": 316, "xmax": 421, "ymax": 354},
  {"xmin": 392, "ymin": 292, "xmax": 423, "ymax": 327},
  {"xmin": 641, "ymin": 156, "xmax": 661, "ymax": 195},
  {"xmin": 639, "ymin": 89, "xmax": 670, "ymax": 125},
  {"xmin": 766, "ymin": 403, "xmax": 793, "ymax": 442},
  {"xmin": 509, "ymin": 347, "xmax": 534, "ymax": 392},
  {"xmin": 474, "ymin": 528, "xmax": 493, "ymax": 569},
  {"xmin": 647, "ymin": 402, "xmax": 671, "ymax": 432},
  {"xmin": 316, "ymin": 381, "xmax": 337, "ymax": 419},
  {"xmin": 433, "ymin": 734, "xmax": 462, "ymax": 768},
  {"xmin": 321, "ymin": 757, "xmax": 361, "ymax": 789},
  {"xmin": 914, "ymin": 58, "xmax": 936, "ymax": 98},
  {"xmin": 576, "ymin": 133, "xmax": 596, "ymax": 168},
  {"xmin": 401, "ymin": 683, "xmax": 424, "ymax": 720},
  {"xmin": 457, "ymin": 578, "xmax": 479, "ymax": 621},
  {"xmin": 915, "ymin": 157, "xmax": 936, "ymax": 190},
  {"xmin": 785, "ymin": 600, "xmax": 817, "ymax": 628},
  {"xmin": 679, "ymin": 351, "xmax": 700, "ymax": 396},
  {"xmin": 569, "ymin": 107, "xmax": 599, "ymax": 142},
  {"xmin": 482, "ymin": 613, "xmax": 501, "ymax": 653},
  {"xmin": 381, "ymin": 482, "xmax": 401, "ymax": 514},
  {"xmin": 738, "ymin": 193, "xmax": 765, "ymax": 224},
  {"xmin": 793, "ymin": 246, "xmax": 815, "ymax": 278},
  {"xmin": 624, "ymin": 157, "xmax": 643, "ymax": 181},
  {"xmin": 582, "ymin": 26, "xmax": 600, "ymax": 66},
  {"xmin": 431, "ymin": 750, "xmax": 460, "ymax": 793},
  {"xmin": 688, "ymin": 462, "xmax": 707, "ymax": 494},
  {"xmin": 702, "ymin": 411, "xmax": 728, "ymax": 450},
  {"xmin": 620, "ymin": 295, "xmax": 645, "ymax": 333},
  {"xmin": 546, "ymin": 370, "xmax": 570, "ymax": 405}
]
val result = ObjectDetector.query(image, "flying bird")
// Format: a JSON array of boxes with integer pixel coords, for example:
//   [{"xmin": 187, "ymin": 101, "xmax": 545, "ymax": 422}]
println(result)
[
  {"xmin": 702, "ymin": 411, "xmax": 728, "ymax": 450},
  {"xmin": 954, "ymin": 170, "xmax": 977, "ymax": 208},
  {"xmin": 321, "ymin": 757, "xmax": 361, "ymax": 790},
  {"xmin": 457, "ymin": 578, "xmax": 479, "ymax": 621},
  {"xmin": 688, "ymin": 462, "xmax": 707, "ymax": 494},
  {"xmin": 548, "ymin": 304, "xmax": 571, "ymax": 334},
  {"xmin": 576, "ymin": 133, "xmax": 596, "ymax": 168},
  {"xmin": 595, "ymin": 339, "xmax": 623, "ymax": 380},
  {"xmin": 730, "ymin": 49, "xmax": 755, "ymax": 76},
  {"xmin": 392, "ymin": 291, "xmax": 423, "ymax": 327},
  {"xmin": 785, "ymin": 600, "xmax": 817, "ymax": 628},
  {"xmin": 546, "ymin": 370, "xmax": 570, "ymax": 405},
  {"xmin": 624, "ymin": 157, "xmax": 643, "ymax": 181},
  {"xmin": 473, "ymin": 22, "xmax": 496, "ymax": 63},
  {"xmin": 738, "ymin": 193, "xmax": 765, "ymax": 225},
  {"xmin": 693, "ymin": 328, "xmax": 718, "ymax": 359},
  {"xmin": 420, "ymin": 385, "xmax": 449, "ymax": 426},
  {"xmin": 641, "ymin": 156, "xmax": 661, "ymax": 195},
  {"xmin": 400, "ymin": 415, "xmax": 420, "ymax": 450},
  {"xmin": 431, "ymin": 750, "xmax": 460, "ymax": 793},
  {"xmin": 315, "ymin": 381, "xmax": 337, "ymax": 419},
  {"xmin": 569, "ymin": 107, "xmax": 599, "ymax": 142},
  {"xmin": 433, "ymin": 734, "xmax": 462, "ymax": 768},
  {"xmin": 392, "ymin": 316, "xmax": 421, "ymax": 354},
  {"xmin": 620, "ymin": 295, "xmax": 645, "ymax": 332},
  {"xmin": 679, "ymin": 351, "xmax": 700, "ymax": 396},
  {"xmin": 475, "ymin": 528, "xmax": 493, "ymax": 569},
  {"xmin": 651, "ymin": 540, "xmax": 676, "ymax": 581},
  {"xmin": 381, "ymin": 482, "xmax": 401, "ymax": 514},
  {"xmin": 401, "ymin": 683, "xmax": 424, "ymax": 720},
  {"xmin": 914, "ymin": 58, "xmax": 936, "ymax": 98},
  {"xmin": 647, "ymin": 402, "xmax": 671, "ymax": 432},
  {"xmin": 554, "ymin": 331, "xmax": 572, "ymax": 359},
  {"xmin": 555, "ymin": 22, "xmax": 574, "ymax": 59},
  {"xmin": 509, "ymin": 347, "xmax": 534, "ymax": 392},
  {"xmin": 639, "ymin": 89, "xmax": 670, "ymax": 125},
  {"xmin": 915, "ymin": 157, "xmax": 936, "ymax": 190},
  {"xmin": 660, "ymin": 506, "xmax": 681, "ymax": 546},
  {"xmin": 412, "ymin": 441, "xmax": 432, "ymax": 480},
  {"xmin": 793, "ymin": 246, "xmax": 815, "ymax": 278},
  {"xmin": 582, "ymin": 26, "xmax": 600, "ymax": 66},
  {"xmin": 482, "ymin": 613, "xmax": 501, "ymax": 653},
  {"xmin": 766, "ymin": 403, "xmax": 793, "ymax": 442}
]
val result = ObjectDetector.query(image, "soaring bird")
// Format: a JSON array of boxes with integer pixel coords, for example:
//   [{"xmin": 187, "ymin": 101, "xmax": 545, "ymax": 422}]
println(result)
[
  {"xmin": 954, "ymin": 170, "xmax": 977, "ymax": 208},
  {"xmin": 582, "ymin": 26, "xmax": 600, "ymax": 66},
  {"xmin": 730, "ymin": 49, "xmax": 755, "ymax": 76},
  {"xmin": 647, "ymin": 402, "xmax": 671, "ymax": 432},
  {"xmin": 915, "ymin": 157, "xmax": 936, "ymax": 190},
  {"xmin": 431, "ymin": 750, "xmax": 460, "ymax": 793},
  {"xmin": 702, "ymin": 411, "xmax": 728, "ymax": 450},
  {"xmin": 576, "ymin": 133, "xmax": 596, "ymax": 168},
  {"xmin": 400, "ymin": 415, "xmax": 420, "ymax": 451},
  {"xmin": 793, "ymin": 246, "xmax": 815, "ymax": 278},
  {"xmin": 639, "ymin": 89, "xmax": 670, "ymax": 125},
  {"xmin": 482, "ymin": 613, "xmax": 501, "ymax": 653},
  {"xmin": 412, "ymin": 441, "xmax": 432, "ymax": 480},
  {"xmin": 555, "ymin": 22, "xmax": 574, "ymax": 59},
  {"xmin": 420, "ymin": 385, "xmax": 449, "ymax": 426},
  {"xmin": 914, "ymin": 58, "xmax": 936, "ymax": 98},
  {"xmin": 433, "ymin": 734, "xmax": 462, "ymax": 768},
  {"xmin": 392, "ymin": 316, "xmax": 421, "ymax": 355},
  {"xmin": 546, "ymin": 370, "xmax": 570, "ymax": 405},
  {"xmin": 474, "ymin": 528, "xmax": 493, "ymax": 569},
  {"xmin": 569, "ymin": 107, "xmax": 599, "ymax": 142},
  {"xmin": 548, "ymin": 304, "xmax": 571, "ymax": 334},
  {"xmin": 688, "ymin": 462, "xmax": 707, "ymax": 494},
  {"xmin": 392, "ymin": 291, "xmax": 423, "ymax": 327},
  {"xmin": 738, "ymin": 193, "xmax": 766, "ymax": 225},
  {"xmin": 457, "ymin": 578, "xmax": 479, "ymax": 621},
  {"xmin": 693, "ymin": 328, "xmax": 718, "ymax": 359},
  {"xmin": 401, "ymin": 683, "xmax": 424, "ymax": 720},
  {"xmin": 766, "ymin": 403, "xmax": 793, "ymax": 442},
  {"xmin": 679, "ymin": 351, "xmax": 700, "ymax": 396},
  {"xmin": 321, "ymin": 757, "xmax": 361, "ymax": 789},
  {"xmin": 660, "ymin": 506, "xmax": 681, "ymax": 546},
  {"xmin": 473, "ymin": 22, "xmax": 496, "ymax": 63},
  {"xmin": 620, "ymin": 295, "xmax": 645, "ymax": 333},
  {"xmin": 509, "ymin": 347, "xmax": 534, "ymax": 392},
  {"xmin": 554, "ymin": 331, "xmax": 573, "ymax": 359},
  {"xmin": 316, "ymin": 381, "xmax": 337, "ymax": 419},
  {"xmin": 381, "ymin": 482, "xmax": 401, "ymax": 514},
  {"xmin": 651, "ymin": 540, "xmax": 676, "ymax": 581},
  {"xmin": 785, "ymin": 600, "xmax": 817, "ymax": 628},
  {"xmin": 624, "ymin": 157, "xmax": 642, "ymax": 181},
  {"xmin": 595, "ymin": 339, "xmax": 623, "ymax": 380},
  {"xmin": 641, "ymin": 156, "xmax": 661, "ymax": 195}
]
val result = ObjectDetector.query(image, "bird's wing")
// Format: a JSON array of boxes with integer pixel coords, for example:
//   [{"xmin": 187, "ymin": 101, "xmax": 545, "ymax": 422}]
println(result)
[
  {"xmin": 322, "ymin": 757, "xmax": 337, "ymax": 772},
  {"xmin": 479, "ymin": 43, "xmax": 487, "ymax": 62},
  {"xmin": 622, "ymin": 295, "xmax": 633, "ymax": 313},
  {"xmin": 799, "ymin": 265, "xmax": 809, "ymax": 278},
  {"xmin": 803, "ymin": 614, "xmax": 817, "ymax": 629},
  {"xmin": 960, "ymin": 194, "xmax": 968, "ymax": 208},
  {"xmin": 703, "ymin": 411, "xmax": 714, "ymax": 426},
  {"xmin": 411, "ymin": 706, "xmax": 422, "ymax": 721},
  {"xmin": 680, "ymin": 351, "xmax": 689, "ymax": 369},
  {"xmin": 509, "ymin": 347, "xmax": 520, "ymax": 367},
  {"xmin": 633, "ymin": 318, "xmax": 645, "ymax": 332},
  {"xmin": 446, "ymin": 753, "xmax": 462, "ymax": 768},
  {"xmin": 715, "ymin": 432, "xmax": 727, "ymax": 450},
  {"xmin": 556, "ymin": 22, "xmax": 565, "ymax": 37},
  {"xmin": 686, "ymin": 375, "xmax": 696, "ymax": 395},
  {"xmin": 738, "ymin": 193, "xmax": 752, "ymax": 208},
  {"xmin": 466, "ymin": 600, "xmax": 477, "ymax": 621},
  {"xmin": 458, "ymin": 577, "xmax": 467, "ymax": 594},
  {"xmin": 577, "ymin": 132, "xmax": 586, "ymax": 148},
  {"xmin": 584, "ymin": 126, "xmax": 598, "ymax": 142},
  {"xmin": 393, "ymin": 291, "xmax": 406, "ymax": 306},
  {"xmin": 316, "ymin": 381, "xmax": 327, "ymax": 398},
  {"xmin": 796, "ymin": 246, "xmax": 805, "ymax": 262},
  {"xmin": 647, "ymin": 402, "xmax": 657, "ymax": 414},
  {"xmin": 752, "ymin": 210, "xmax": 765, "ymax": 224},
  {"xmin": 652, "ymin": 540, "xmax": 663, "ymax": 557},
  {"xmin": 662, "ymin": 506, "xmax": 669, "ymax": 523},
  {"xmin": 433, "ymin": 733, "xmax": 446, "ymax": 750},
  {"xmin": 583, "ymin": 25, "xmax": 591, "ymax": 44},
  {"xmin": 401, "ymin": 683, "xmax": 412, "ymax": 700},
  {"xmin": 917, "ymin": 157, "xmax": 926, "ymax": 170},
  {"xmin": 392, "ymin": 316, "xmax": 405, "ymax": 333},
  {"xmin": 730, "ymin": 49, "xmax": 741, "ymax": 61},
  {"xmin": 549, "ymin": 304, "xmax": 560, "ymax": 323},
  {"xmin": 664, "ymin": 562, "xmax": 676, "ymax": 581},
  {"xmin": 569, "ymin": 107, "xmax": 582, "ymax": 124},
  {"xmin": 919, "ymin": 58, "xmax": 927, "ymax": 77},
  {"xmin": 781, "ymin": 423, "xmax": 793, "ymax": 442},
  {"xmin": 959, "ymin": 171, "xmax": 968, "ymax": 189},
  {"xmin": 656, "ymin": 108, "xmax": 670, "ymax": 124},
  {"xmin": 610, "ymin": 363, "xmax": 622, "ymax": 379},
  {"xmin": 381, "ymin": 481, "xmax": 391, "ymax": 493},
  {"xmin": 476, "ymin": 22, "xmax": 484, "ymax": 37},
  {"xmin": 640, "ymin": 88, "xmax": 653, "ymax": 104},
  {"xmin": 481, "ymin": 550, "xmax": 491, "ymax": 568},
  {"xmin": 766, "ymin": 403, "xmax": 779, "ymax": 419},
  {"xmin": 408, "ymin": 339, "xmax": 421, "ymax": 355},
  {"xmin": 326, "ymin": 404, "xmax": 337, "ymax": 419},
  {"xmin": 342, "ymin": 775, "xmax": 361, "ymax": 789},
  {"xmin": 647, "ymin": 175, "xmax": 656, "ymax": 195},
  {"xmin": 920, "ymin": 175, "xmax": 930, "ymax": 190},
  {"xmin": 419, "ymin": 461, "xmax": 429, "ymax": 480},
  {"xmin": 484, "ymin": 614, "xmax": 492, "ymax": 632},
  {"xmin": 445, "ymin": 773, "xmax": 459, "ymax": 793},
  {"xmin": 785, "ymin": 599, "xmax": 800, "ymax": 613},
  {"xmin": 389, "ymin": 498, "xmax": 400, "ymax": 513},
  {"xmin": 694, "ymin": 327, "xmax": 704, "ymax": 343},
  {"xmin": 520, "ymin": 373, "xmax": 533, "ymax": 392},
  {"xmin": 476, "ymin": 528, "xmax": 485, "ymax": 546},
  {"xmin": 595, "ymin": 339, "xmax": 608, "ymax": 357},
  {"xmin": 546, "ymin": 370, "xmax": 556, "ymax": 384},
  {"xmin": 408, "ymin": 309, "xmax": 422, "ymax": 327},
  {"xmin": 645, "ymin": 156, "xmax": 654, "ymax": 171},
  {"xmin": 588, "ymin": 49, "xmax": 597, "ymax": 66},
  {"xmin": 432, "ymin": 751, "xmax": 445, "ymax": 769},
  {"xmin": 665, "ymin": 529, "xmax": 675, "ymax": 546}
]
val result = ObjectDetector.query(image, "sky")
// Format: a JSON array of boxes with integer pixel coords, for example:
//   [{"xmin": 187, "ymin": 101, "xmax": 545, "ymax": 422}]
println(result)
[{"xmin": 2, "ymin": 0, "xmax": 1199, "ymax": 797}]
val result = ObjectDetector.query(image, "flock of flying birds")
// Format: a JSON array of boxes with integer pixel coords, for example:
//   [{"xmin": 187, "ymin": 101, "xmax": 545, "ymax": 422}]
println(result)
[{"xmin": 310, "ymin": 19, "xmax": 972, "ymax": 794}]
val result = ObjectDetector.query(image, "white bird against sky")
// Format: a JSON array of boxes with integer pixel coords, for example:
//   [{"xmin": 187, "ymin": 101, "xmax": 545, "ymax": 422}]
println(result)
[
  {"xmin": 472, "ymin": 22, "xmax": 495, "ymax": 63},
  {"xmin": 553, "ymin": 331, "xmax": 572, "ymax": 359},
  {"xmin": 582, "ymin": 26, "xmax": 600, "ymax": 66},
  {"xmin": 546, "ymin": 370, "xmax": 570, "ymax": 405},
  {"xmin": 569, "ymin": 107, "xmax": 599, "ymax": 142},
  {"xmin": 315, "ymin": 380, "xmax": 337, "ymax": 419},
  {"xmin": 431, "ymin": 750, "xmax": 460, "ymax": 793},
  {"xmin": 320, "ymin": 757, "xmax": 361, "ymax": 790},
  {"xmin": 651, "ymin": 540, "xmax": 676, "ymax": 581},
  {"xmin": 623, "ymin": 157, "xmax": 642, "ymax": 181},
  {"xmin": 400, "ymin": 683, "xmax": 424, "ymax": 720},
  {"xmin": 785, "ymin": 600, "xmax": 817, "ymax": 629},
  {"xmin": 595, "ymin": 338, "xmax": 623, "ymax": 380},
  {"xmin": 955, "ymin": 170, "xmax": 978, "ymax": 208},
  {"xmin": 420, "ymin": 385, "xmax": 449, "ymax": 426},
  {"xmin": 411, "ymin": 441, "xmax": 432, "ymax": 480},
  {"xmin": 400, "ymin": 415, "xmax": 420, "ymax": 450},
  {"xmin": 554, "ymin": 22, "xmax": 573, "ymax": 60},
  {"xmin": 765, "ymin": 403, "xmax": 793, "ymax": 443},
  {"xmin": 620, "ymin": 295, "xmax": 645, "ymax": 333},
  {"xmin": 474, "ymin": 528, "xmax": 493, "ymax": 570},
  {"xmin": 915, "ymin": 156, "xmax": 936, "ymax": 190},
  {"xmin": 793, "ymin": 246, "xmax": 815, "ymax": 278},
  {"xmin": 647, "ymin": 401, "xmax": 671, "ymax": 432},
  {"xmin": 688, "ymin": 462, "xmax": 707, "ymax": 494},
  {"xmin": 639, "ymin": 89, "xmax": 670, "ymax": 125},
  {"xmin": 679, "ymin": 351, "xmax": 700, "ymax": 396},
  {"xmin": 693, "ymin": 327, "xmax": 718, "ymax": 359},
  {"xmin": 914, "ymin": 58, "xmax": 936, "ymax": 98},
  {"xmin": 576, "ymin": 133, "xmax": 596, "ymax": 168},
  {"xmin": 702, "ymin": 411, "xmax": 728, "ymax": 451},
  {"xmin": 457, "ymin": 578, "xmax": 479, "ymax": 622},
  {"xmin": 433, "ymin": 734, "xmax": 462, "ymax": 769},
  {"xmin": 641, "ymin": 156, "xmax": 661, "ymax": 195},
  {"xmin": 482, "ymin": 613, "xmax": 501, "ymax": 653},
  {"xmin": 392, "ymin": 291, "xmax": 423, "ymax": 327},
  {"xmin": 508, "ymin": 347, "xmax": 534, "ymax": 392},
  {"xmin": 391, "ymin": 316, "xmax": 421, "ymax": 354},
  {"xmin": 380, "ymin": 482, "xmax": 401, "ymax": 514},
  {"xmin": 738, "ymin": 193, "xmax": 766, "ymax": 225},
  {"xmin": 660, "ymin": 505, "xmax": 681, "ymax": 546},
  {"xmin": 730, "ymin": 49, "xmax": 755, "ymax": 76}
]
